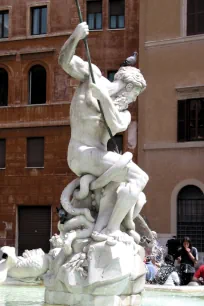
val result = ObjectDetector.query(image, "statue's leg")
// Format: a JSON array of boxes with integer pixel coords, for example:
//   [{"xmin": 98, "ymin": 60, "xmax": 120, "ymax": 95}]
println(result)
[
  {"xmin": 122, "ymin": 192, "xmax": 147, "ymax": 243},
  {"xmin": 105, "ymin": 161, "xmax": 149, "ymax": 237},
  {"xmin": 123, "ymin": 206, "xmax": 135, "ymax": 231},
  {"xmin": 93, "ymin": 182, "xmax": 119, "ymax": 233}
]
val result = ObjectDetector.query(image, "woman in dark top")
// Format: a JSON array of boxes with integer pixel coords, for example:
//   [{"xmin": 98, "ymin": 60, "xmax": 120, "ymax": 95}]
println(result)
[{"xmin": 177, "ymin": 236, "xmax": 198, "ymax": 285}]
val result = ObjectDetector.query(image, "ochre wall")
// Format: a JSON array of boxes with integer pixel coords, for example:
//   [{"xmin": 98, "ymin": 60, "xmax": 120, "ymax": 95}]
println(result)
[{"xmin": 139, "ymin": 0, "xmax": 204, "ymax": 235}]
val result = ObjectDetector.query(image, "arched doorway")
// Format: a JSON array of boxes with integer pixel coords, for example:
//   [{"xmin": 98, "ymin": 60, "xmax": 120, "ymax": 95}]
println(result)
[
  {"xmin": 29, "ymin": 65, "xmax": 46, "ymax": 104},
  {"xmin": 0, "ymin": 68, "xmax": 8, "ymax": 106},
  {"xmin": 177, "ymin": 185, "xmax": 204, "ymax": 252}
]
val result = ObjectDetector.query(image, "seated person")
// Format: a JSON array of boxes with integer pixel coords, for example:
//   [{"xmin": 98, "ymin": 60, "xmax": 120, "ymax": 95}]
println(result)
[
  {"xmin": 192, "ymin": 264, "xmax": 204, "ymax": 285},
  {"xmin": 145, "ymin": 256, "xmax": 157, "ymax": 283},
  {"xmin": 154, "ymin": 254, "xmax": 180, "ymax": 286}
]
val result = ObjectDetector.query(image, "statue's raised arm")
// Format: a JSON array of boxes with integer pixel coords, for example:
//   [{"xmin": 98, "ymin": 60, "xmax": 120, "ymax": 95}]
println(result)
[{"xmin": 58, "ymin": 22, "xmax": 101, "ymax": 81}]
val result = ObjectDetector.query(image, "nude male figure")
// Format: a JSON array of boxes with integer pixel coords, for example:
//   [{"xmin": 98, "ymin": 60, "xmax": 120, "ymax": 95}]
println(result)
[{"xmin": 58, "ymin": 22, "xmax": 148, "ymax": 241}]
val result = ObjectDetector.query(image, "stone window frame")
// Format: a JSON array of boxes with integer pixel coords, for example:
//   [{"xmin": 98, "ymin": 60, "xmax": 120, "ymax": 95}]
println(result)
[
  {"xmin": 26, "ymin": 1, "xmax": 50, "ymax": 38},
  {"xmin": 0, "ymin": 63, "xmax": 13, "ymax": 107},
  {"xmin": 170, "ymin": 179, "xmax": 204, "ymax": 237},
  {"xmin": 181, "ymin": 0, "xmax": 204, "ymax": 37},
  {"xmin": 0, "ymin": 5, "xmax": 12, "ymax": 39},
  {"xmin": 28, "ymin": 64, "xmax": 47, "ymax": 105},
  {"xmin": 176, "ymin": 85, "xmax": 204, "ymax": 142},
  {"xmin": 22, "ymin": 60, "xmax": 51, "ymax": 106},
  {"xmin": 86, "ymin": 0, "xmax": 103, "ymax": 31},
  {"xmin": 108, "ymin": 0, "xmax": 125, "ymax": 30}
]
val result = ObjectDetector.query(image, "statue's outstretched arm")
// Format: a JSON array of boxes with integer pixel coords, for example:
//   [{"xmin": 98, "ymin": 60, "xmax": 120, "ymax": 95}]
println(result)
[{"xmin": 58, "ymin": 22, "xmax": 101, "ymax": 82}]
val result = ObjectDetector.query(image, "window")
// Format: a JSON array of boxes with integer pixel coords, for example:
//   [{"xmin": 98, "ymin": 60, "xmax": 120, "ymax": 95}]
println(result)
[
  {"xmin": 0, "ymin": 68, "xmax": 8, "ymax": 106},
  {"xmin": 178, "ymin": 98, "xmax": 204, "ymax": 142},
  {"xmin": 108, "ymin": 70, "xmax": 117, "ymax": 82},
  {"xmin": 31, "ymin": 6, "xmax": 47, "ymax": 35},
  {"xmin": 0, "ymin": 139, "xmax": 6, "ymax": 168},
  {"xmin": 27, "ymin": 137, "xmax": 44, "ymax": 168},
  {"xmin": 87, "ymin": 0, "xmax": 102, "ymax": 30},
  {"xmin": 187, "ymin": 0, "xmax": 204, "ymax": 35},
  {"xmin": 107, "ymin": 134, "xmax": 123, "ymax": 154},
  {"xmin": 109, "ymin": 0, "xmax": 125, "ymax": 29},
  {"xmin": 0, "ymin": 11, "xmax": 9, "ymax": 38},
  {"xmin": 29, "ymin": 65, "xmax": 46, "ymax": 104},
  {"xmin": 177, "ymin": 185, "xmax": 204, "ymax": 252}
]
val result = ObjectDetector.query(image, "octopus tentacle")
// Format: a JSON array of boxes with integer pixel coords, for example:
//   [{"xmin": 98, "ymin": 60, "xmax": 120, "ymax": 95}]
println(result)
[
  {"xmin": 74, "ymin": 174, "xmax": 96, "ymax": 200},
  {"xmin": 60, "ymin": 177, "xmax": 95, "ymax": 222}
]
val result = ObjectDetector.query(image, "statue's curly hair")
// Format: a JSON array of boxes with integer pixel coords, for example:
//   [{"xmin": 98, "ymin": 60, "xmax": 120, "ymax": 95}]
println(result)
[{"xmin": 114, "ymin": 66, "xmax": 146, "ymax": 93}]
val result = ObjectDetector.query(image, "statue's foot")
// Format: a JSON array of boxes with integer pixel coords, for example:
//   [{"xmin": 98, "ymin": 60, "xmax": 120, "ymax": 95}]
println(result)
[
  {"xmin": 103, "ymin": 229, "xmax": 134, "ymax": 244},
  {"xmin": 91, "ymin": 231, "xmax": 108, "ymax": 242},
  {"xmin": 128, "ymin": 230, "xmax": 141, "ymax": 244},
  {"xmin": 92, "ymin": 229, "xmax": 134, "ymax": 244}
]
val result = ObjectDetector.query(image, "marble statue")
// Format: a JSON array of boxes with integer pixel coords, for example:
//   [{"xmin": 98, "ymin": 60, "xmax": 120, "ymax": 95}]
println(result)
[
  {"xmin": 0, "ymin": 246, "xmax": 53, "ymax": 284},
  {"xmin": 44, "ymin": 21, "xmax": 150, "ymax": 306}
]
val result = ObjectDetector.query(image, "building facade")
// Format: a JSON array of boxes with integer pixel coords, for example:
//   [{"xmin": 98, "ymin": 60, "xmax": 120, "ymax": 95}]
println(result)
[
  {"xmin": 139, "ymin": 0, "xmax": 204, "ymax": 255},
  {"xmin": 0, "ymin": 0, "xmax": 139, "ymax": 254}
]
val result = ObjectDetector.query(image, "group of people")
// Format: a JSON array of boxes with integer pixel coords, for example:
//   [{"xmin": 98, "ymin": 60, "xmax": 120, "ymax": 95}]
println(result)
[{"xmin": 145, "ymin": 236, "xmax": 204, "ymax": 286}]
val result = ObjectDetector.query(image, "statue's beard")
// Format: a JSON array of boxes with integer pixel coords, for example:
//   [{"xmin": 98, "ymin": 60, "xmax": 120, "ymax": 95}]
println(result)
[{"xmin": 114, "ymin": 94, "xmax": 129, "ymax": 111}]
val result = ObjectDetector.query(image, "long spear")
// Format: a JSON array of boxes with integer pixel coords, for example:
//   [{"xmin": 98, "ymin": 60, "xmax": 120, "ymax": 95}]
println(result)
[{"xmin": 74, "ymin": 0, "xmax": 119, "ymax": 154}]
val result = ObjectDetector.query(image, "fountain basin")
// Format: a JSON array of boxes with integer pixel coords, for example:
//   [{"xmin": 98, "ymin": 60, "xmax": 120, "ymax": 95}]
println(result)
[{"xmin": 0, "ymin": 284, "xmax": 203, "ymax": 306}]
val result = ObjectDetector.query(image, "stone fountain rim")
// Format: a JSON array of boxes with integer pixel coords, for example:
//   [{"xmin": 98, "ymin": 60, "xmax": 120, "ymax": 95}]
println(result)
[{"xmin": 144, "ymin": 284, "xmax": 204, "ymax": 296}]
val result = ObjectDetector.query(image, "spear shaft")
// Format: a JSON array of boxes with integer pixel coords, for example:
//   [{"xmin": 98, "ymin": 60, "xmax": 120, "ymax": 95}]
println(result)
[{"xmin": 74, "ymin": 0, "xmax": 119, "ymax": 154}]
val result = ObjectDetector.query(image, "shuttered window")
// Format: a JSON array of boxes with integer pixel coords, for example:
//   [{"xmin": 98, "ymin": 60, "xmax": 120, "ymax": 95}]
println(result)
[
  {"xmin": 87, "ymin": 0, "xmax": 102, "ymax": 30},
  {"xmin": 109, "ymin": 0, "xmax": 125, "ymax": 29},
  {"xmin": 0, "ymin": 139, "xmax": 6, "ymax": 168},
  {"xmin": 27, "ymin": 137, "xmax": 44, "ymax": 167},
  {"xmin": 177, "ymin": 98, "xmax": 204, "ymax": 141},
  {"xmin": 18, "ymin": 206, "xmax": 51, "ymax": 255},
  {"xmin": 187, "ymin": 0, "xmax": 204, "ymax": 35}
]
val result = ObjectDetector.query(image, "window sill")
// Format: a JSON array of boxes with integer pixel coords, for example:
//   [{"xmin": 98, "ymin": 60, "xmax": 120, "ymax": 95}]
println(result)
[
  {"xmin": 0, "ymin": 37, "xmax": 9, "ymax": 41},
  {"xmin": 145, "ymin": 33, "xmax": 204, "ymax": 48},
  {"xmin": 25, "ymin": 167, "xmax": 44, "ymax": 169},
  {"xmin": 26, "ymin": 34, "xmax": 49, "ymax": 40},
  {"xmin": 108, "ymin": 28, "xmax": 125, "ymax": 31},
  {"xmin": 89, "ymin": 29, "xmax": 103, "ymax": 32},
  {"xmin": 27, "ymin": 103, "xmax": 47, "ymax": 106},
  {"xmin": 144, "ymin": 141, "xmax": 204, "ymax": 151}
]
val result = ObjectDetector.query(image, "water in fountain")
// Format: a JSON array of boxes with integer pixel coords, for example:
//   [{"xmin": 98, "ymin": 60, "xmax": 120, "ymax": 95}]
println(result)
[{"xmin": 0, "ymin": 285, "xmax": 204, "ymax": 306}]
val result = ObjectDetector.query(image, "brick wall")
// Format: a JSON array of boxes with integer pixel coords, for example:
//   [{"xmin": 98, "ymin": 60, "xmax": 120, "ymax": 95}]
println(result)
[{"xmin": 0, "ymin": 0, "xmax": 139, "ymax": 247}]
